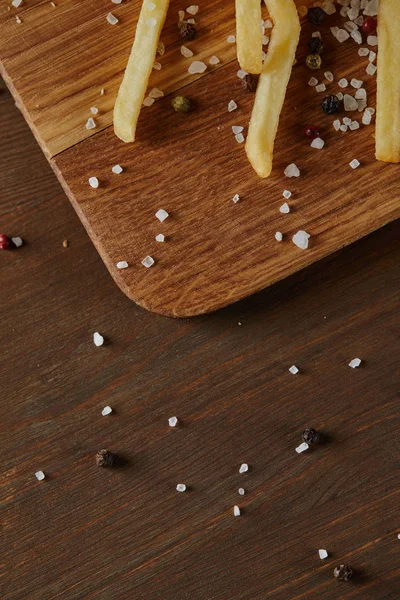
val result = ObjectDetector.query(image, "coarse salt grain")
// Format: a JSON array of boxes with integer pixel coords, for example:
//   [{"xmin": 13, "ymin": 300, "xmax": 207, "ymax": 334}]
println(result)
[
  {"xmin": 35, "ymin": 471, "xmax": 45, "ymax": 481},
  {"xmin": 142, "ymin": 255, "xmax": 155, "ymax": 268},
  {"xmin": 351, "ymin": 29, "xmax": 362, "ymax": 44},
  {"xmin": 340, "ymin": 6, "xmax": 349, "ymax": 17},
  {"xmin": 155, "ymin": 234, "xmax": 165, "ymax": 242},
  {"xmin": 176, "ymin": 483, "xmax": 187, "ymax": 492},
  {"xmin": 227, "ymin": 35, "xmax": 236, "ymax": 43},
  {"xmin": 86, "ymin": 117, "xmax": 96, "ymax": 130},
  {"xmin": 116, "ymin": 260, "xmax": 128, "ymax": 269},
  {"xmin": 178, "ymin": 9, "xmax": 185, "ymax": 21},
  {"xmin": 340, "ymin": 124, "xmax": 348, "ymax": 132},
  {"xmin": 355, "ymin": 88, "xmax": 367, "ymax": 100},
  {"xmin": 292, "ymin": 230, "xmax": 310, "ymax": 250},
  {"xmin": 143, "ymin": 96, "xmax": 155, "ymax": 106},
  {"xmin": 366, "ymin": 63, "xmax": 377, "ymax": 76},
  {"xmin": 344, "ymin": 20, "xmax": 358, "ymax": 32},
  {"xmin": 324, "ymin": 71, "xmax": 334, "ymax": 82},
  {"xmin": 186, "ymin": 4, "xmax": 198, "ymax": 15},
  {"xmin": 112, "ymin": 164, "xmax": 123, "ymax": 174},
  {"xmin": 311, "ymin": 137, "xmax": 325, "ymax": 149},
  {"xmin": 239, "ymin": 463, "xmax": 249, "ymax": 474},
  {"xmin": 358, "ymin": 47, "xmax": 369, "ymax": 56},
  {"xmin": 233, "ymin": 505, "xmax": 241, "ymax": 517},
  {"xmin": 88, "ymin": 176, "xmax": 99, "ymax": 188},
  {"xmin": 186, "ymin": 17, "xmax": 195, "ymax": 24},
  {"xmin": 15, "ymin": 15, "xmax": 22, "ymax": 23},
  {"xmin": 168, "ymin": 416, "xmax": 178, "ymax": 427},
  {"xmin": 102, "ymin": 406, "xmax": 113, "ymax": 416},
  {"xmin": 350, "ymin": 158, "xmax": 360, "ymax": 169},
  {"xmin": 264, "ymin": 19, "xmax": 272, "ymax": 28},
  {"xmin": 357, "ymin": 99, "xmax": 367, "ymax": 112},
  {"xmin": 188, "ymin": 61, "xmax": 207, "ymax": 74},
  {"xmin": 333, "ymin": 119, "xmax": 341, "ymax": 131},
  {"xmin": 283, "ymin": 190, "xmax": 292, "ymax": 199},
  {"xmin": 112, "ymin": 0, "xmax": 122, "ymax": 3},
  {"xmin": 349, "ymin": 358, "xmax": 362, "ymax": 368},
  {"xmin": 12, "ymin": 0, "xmax": 23, "ymax": 6},
  {"xmin": 228, "ymin": 100, "xmax": 237, "ymax": 112},
  {"xmin": 308, "ymin": 77, "xmax": 318, "ymax": 86},
  {"xmin": 319, "ymin": 549, "xmax": 329, "ymax": 559},
  {"xmin": 237, "ymin": 69, "xmax": 247, "ymax": 79},
  {"xmin": 323, "ymin": 1, "xmax": 336, "ymax": 15},
  {"xmin": 155, "ymin": 209, "xmax": 169, "ymax": 222},
  {"xmin": 295, "ymin": 442, "xmax": 309, "ymax": 454},
  {"xmin": 367, "ymin": 35, "xmax": 377, "ymax": 46},
  {"xmin": 284, "ymin": 163, "xmax": 300, "ymax": 178},
  {"xmin": 181, "ymin": 45, "xmax": 193, "ymax": 58},
  {"xmin": 365, "ymin": 106, "xmax": 375, "ymax": 115},
  {"xmin": 149, "ymin": 87, "xmax": 164, "ymax": 99},
  {"xmin": 232, "ymin": 125, "xmax": 244, "ymax": 135},
  {"xmin": 312, "ymin": 31, "xmax": 321, "ymax": 39},
  {"xmin": 238, "ymin": 487, "xmax": 245, "ymax": 495},
  {"xmin": 11, "ymin": 236, "xmax": 23, "ymax": 247},
  {"xmin": 93, "ymin": 332, "xmax": 104, "ymax": 347},
  {"xmin": 343, "ymin": 117, "xmax": 352, "ymax": 126},
  {"xmin": 209, "ymin": 55, "xmax": 220, "ymax": 65},
  {"xmin": 350, "ymin": 120, "xmax": 360, "ymax": 130},
  {"xmin": 280, "ymin": 202, "xmax": 290, "ymax": 214},
  {"xmin": 90, "ymin": 106, "xmax": 99, "ymax": 114},
  {"xmin": 275, "ymin": 232, "xmax": 283, "ymax": 242},
  {"xmin": 235, "ymin": 133, "xmax": 245, "ymax": 144},
  {"xmin": 364, "ymin": 0, "xmax": 378, "ymax": 16},
  {"xmin": 336, "ymin": 29, "xmax": 350, "ymax": 43},
  {"xmin": 106, "ymin": 12, "xmax": 119, "ymax": 24},
  {"xmin": 338, "ymin": 78, "xmax": 348, "ymax": 88},
  {"xmin": 351, "ymin": 78, "xmax": 363, "ymax": 89},
  {"xmin": 232, "ymin": 194, "xmax": 240, "ymax": 203},
  {"xmin": 348, "ymin": 7, "xmax": 359, "ymax": 20},
  {"xmin": 316, "ymin": 83, "xmax": 326, "ymax": 93},
  {"xmin": 336, "ymin": 92, "xmax": 344, "ymax": 101},
  {"xmin": 289, "ymin": 365, "xmax": 299, "ymax": 374},
  {"xmin": 369, "ymin": 50, "xmax": 376, "ymax": 63},
  {"xmin": 344, "ymin": 94, "xmax": 358, "ymax": 111},
  {"xmin": 362, "ymin": 110, "xmax": 372, "ymax": 125},
  {"xmin": 355, "ymin": 15, "xmax": 364, "ymax": 26},
  {"xmin": 330, "ymin": 26, "xmax": 339, "ymax": 38}
]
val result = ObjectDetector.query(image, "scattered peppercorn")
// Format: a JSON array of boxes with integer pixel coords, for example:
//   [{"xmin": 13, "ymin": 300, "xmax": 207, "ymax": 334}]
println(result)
[
  {"xmin": 306, "ymin": 53, "xmax": 322, "ymax": 71},
  {"xmin": 171, "ymin": 96, "xmax": 191, "ymax": 113},
  {"xmin": 308, "ymin": 37, "xmax": 323, "ymax": 55},
  {"xmin": 96, "ymin": 449, "xmax": 115, "ymax": 468},
  {"xmin": 0, "ymin": 234, "xmax": 11, "ymax": 250},
  {"xmin": 302, "ymin": 427, "xmax": 320, "ymax": 443},
  {"xmin": 334, "ymin": 565, "xmax": 353, "ymax": 582},
  {"xmin": 322, "ymin": 94, "xmax": 340, "ymax": 115},
  {"xmin": 178, "ymin": 20, "xmax": 197, "ymax": 41},
  {"xmin": 242, "ymin": 73, "xmax": 259, "ymax": 92},
  {"xmin": 361, "ymin": 16, "xmax": 377, "ymax": 35},
  {"xmin": 307, "ymin": 7, "xmax": 327, "ymax": 25}
]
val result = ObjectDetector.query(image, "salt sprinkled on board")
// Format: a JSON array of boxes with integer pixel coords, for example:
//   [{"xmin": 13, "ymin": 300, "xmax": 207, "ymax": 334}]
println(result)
[
  {"xmin": 351, "ymin": 30, "xmax": 362, "ymax": 44},
  {"xmin": 315, "ymin": 84, "xmax": 326, "ymax": 93},
  {"xmin": 88, "ymin": 177, "xmax": 99, "ymax": 188},
  {"xmin": 333, "ymin": 119, "xmax": 341, "ymax": 131},
  {"xmin": 362, "ymin": 111, "xmax": 372, "ymax": 125},
  {"xmin": 178, "ymin": 9, "xmax": 185, "ymax": 21},
  {"xmin": 283, "ymin": 190, "xmax": 292, "ymax": 200},
  {"xmin": 239, "ymin": 463, "xmax": 249, "ymax": 474},
  {"xmin": 364, "ymin": 0, "xmax": 378, "ymax": 17},
  {"xmin": 112, "ymin": 0, "xmax": 122, "ymax": 3},
  {"xmin": 168, "ymin": 416, "xmax": 178, "ymax": 427},
  {"xmin": 351, "ymin": 78, "xmax": 363, "ymax": 89},
  {"xmin": 237, "ymin": 69, "xmax": 247, "ymax": 79},
  {"xmin": 366, "ymin": 63, "xmax": 377, "ymax": 76},
  {"xmin": 336, "ymin": 92, "xmax": 344, "ymax": 101},
  {"xmin": 292, "ymin": 230, "xmax": 310, "ymax": 250},
  {"xmin": 12, "ymin": 237, "xmax": 23, "ymax": 247},
  {"xmin": 367, "ymin": 35, "xmax": 378, "ymax": 46},
  {"xmin": 238, "ymin": 488, "xmax": 245, "ymax": 496},
  {"xmin": 233, "ymin": 505, "xmax": 241, "ymax": 517},
  {"xmin": 280, "ymin": 202, "xmax": 290, "ymax": 214},
  {"xmin": 340, "ymin": 124, "xmax": 348, "ymax": 132},
  {"xmin": 324, "ymin": 71, "xmax": 334, "ymax": 82},
  {"xmin": 176, "ymin": 483, "xmax": 187, "ymax": 492},
  {"xmin": 186, "ymin": 5, "xmax": 199, "ymax": 15},
  {"xmin": 228, "ymin": 100, "xmax": 237, "ymax": 112},
  {"xmin": 232, "ymin": 125, "xmax": 244, "ymax": 135},
  {"xmin": 209, "ymin": 55, "xmax": 220, "ymax": 65},
  {"xmin": 227, "ymin": 35, "xmax": 236, "ymax": 43},
  {"xmin": 349, "ymin": 358, "xmax": 362, "ymax": 368},
  {"xmin": 344, "ymin": 94, "xmax": 358, "ymax": 111},
  {"xmin": 312, "ymin": 31, "xmax": 321, "ymax": 39},
  {"xmin": 295, "ymin": 442, "xmax": 309, "ymax": 454},
  {"xmin": 188, "ymin": 61, "xmax": 207, "ymax": 74},
  {"xmin": 235, "ymin": 133, "xmax": 245, "ymax": 144},
  {"xmin": 349, "ymin": 158, "xmax": 360, "ymax": 169},
  {"xmin": 369, "ymin": 50, "xmax": 376, "ymax": 63},
  {"xmin": 106, "ymin": 13, "xmax": 119, "ymax": 25},
  {"xmin": 93, "ymin": 332, "xmax": 104, "ymax": 347},
  {"xmin": 15, "ymin": 15, "xmax": 22, "ymax": 23},
  {"xmin": 358, "ymin": 47, "xmax": 369, "ymax": 57},
  {"xmin": 289, "ymin": 365, "xmax": 299, "ymax": 374},
  {"xmin": 142, "ymin": 256, "xmax": 155, "ymax": 268},
  {"xmin": 308, "ymin": 77, "xmax": 318, "ymax": 86},
  {"xmin": 112, "ymin": 164, "xmax": 123, "ymax": 174},
  {"xmin": 284, "ymin": 163, "xmax": 300, "ymax": 178},
  {"xmin": 116, "ymin": 261, "xmax": 129, "ymax": 269},
  {"xmin": 143, "ymin": 97, "xmax": 155, "ymax": 107},
  {"xmin": 343, "ymin": 117, "xmax": 352, "ymax": 126},
  {"xmin": 232, "ymin": 194, "xmax": 240, "ymax": 203},
  {"xmin": 350, "ymin": 120, "xmax": 360, "ymax": 130},
  {"xmin": 319, "ymin": 549, "xmax": 329, "ymax": 559},
  {"xmin": 12, "ymin": 0, "xmax": 23, "ymax": 6},
  {"xmin": 323, "ymin": 1, "xmax": 336, "ymax": 15},
  {"xmin": 336, "ymin": 29, "xmax": 350, "ymax": 43},
  {"xmin": 275, "ymin": 232, "xmax": 283, "ymax": 242},
  {"xmin": 90, "ymin": 106, "xmax": 99, "ymax": 115},
  {"xmin": 338, "ymin": 78, "xmax": 348, "ymax": 88},
  {"xmin": 35, "ymin": 471, "xmax": 45, "ymax": 481},
  {"xmin": 149, "ymin": 88, "xmax": 164, "ymax": 99},
  {"xmin": 155, "ymin": 234, "xmax": 165, "ymax": 242},
  {"xmin": 86, "ymin": 118, "xmax": 96, "ymax": 130},
  {"xmin": 155, "ymin": 209, "xmax": 169, "ymax": 222},
  {"xmin": 102, "ymin": 406, "xmax": 113, "ymax": 416},
  {"xmin": 311, "ymin": 137, "xmax": 325, "ymax": 149},
  {"xmin": 181, "ymin": 45, "xmax": 193, "ymax": 58},
  {"xmin": 365, "ymin": 107, "xmax": 375, "ymax": 115},
  {"xmin": 355, "ymin": 88, "xmax": 367, "ymax": 100},
  {"xmin": 187, "ymin": 18, "xmax": 196, "ymax": 24}
]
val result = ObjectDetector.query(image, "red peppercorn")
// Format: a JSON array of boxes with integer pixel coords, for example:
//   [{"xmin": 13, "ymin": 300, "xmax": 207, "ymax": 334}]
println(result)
[
  {"xmin": 305, "ymin": 125, "xmax": 320, "ymax": 139},
  {"xmin": 0, "ymin": 234, "xmax": 11, "ymax": 250},
  {"xmin": 362, "ymin": 17, "xmax": 377, "ymax": 35}
]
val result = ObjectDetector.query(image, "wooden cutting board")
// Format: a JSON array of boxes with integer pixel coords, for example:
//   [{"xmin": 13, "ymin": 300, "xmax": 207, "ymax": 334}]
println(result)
[{"xmin": 1, "ymin": 0, "xmax": 399, "ymax": 317}]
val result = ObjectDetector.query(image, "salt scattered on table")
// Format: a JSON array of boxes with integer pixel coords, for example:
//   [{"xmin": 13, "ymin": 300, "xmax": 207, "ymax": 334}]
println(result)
[
  {"xmin": 338, "ymin": 78, "xmax": 348, "ymax": 88},
  {"xmin": 11, "ymin": 236, "xmax": 23, "ymax": 247},
  {"xmin": 143, "ymin": 97, "xmax": 155, "ymax": 107},
  {"xmin": 336, "ymin": 29, "xmax": 350, "ymax": 43},
  {"xmin": 228, "ymin": 100, "xmax": 237, "ymax": 112},
  {"xmin": 93, "ymin": 332, "xmax": 104, "ymax": 347},
  {"xmin": 227, "ymin": 35, "xmax": 236, "ymax": 44},
  {"xmin": 312, "ymin": 31, "xmax": 321, "ymax": 39},
  {"xmin": 35, "ymin": 471, "xmax": 45, "ymax": 481},
  {"xmin": 176, "ymin": 483, "xmax": 187, "ymax": 492},
  {"xmin": 308, "ymin": 77, "xmax": 318, "ymax": 87},
  {"xmin": 358, "ymin": 47, "xmax": 369, "ymax": 57},
  {"xmin": 351, "ymin": 30, "xmax": 362, "ymax": 44},
  {"xmin": 12, "ymin": 0, "xmax": 23, "ymax": 6},
  {"xmin": 90, "ymin": 106, "xmax": 99, "ymax": 115},
  {"xmin": 153, "ymin": 61, "xmax": 162, "ymax": 70},
  {"xmin": 343, "ymin": 117, "xmax": 352, "ymax": 126},
  {"xmin": 237, "ymin": 69, "xmax": 247, "ymax": 79},
  {"xmin": 323, "ymin": 1, "xmax": 336, "ymax": 15},
  {"xmin": 116, "ymin": 261, "xmax": 129, "ymax": 269},
  {"xmin": 289, "ymin": 365, "xmax": 299, "ymax": 375},
  {"xmin": 155, "ymin": 209, "xmax": 169, "ymax": 222},
  {"xmin": 239, "ymin": 463, "xmax": 249, "ymax": 474},
  {"xmin": 324, "ymin": 71, "xmax": 334, "ymax": 82},
  {"xmin": 142, "ymin": 256, "xmax": 155, "ymax": 268},
  {"xmin": 311, "ymin": 137, "xmax": 325, "ymax": 149},
  {"xmin": 186, "ymin": 5, "xmax": 198, "ymax": 15},
  {"xmin": 106, "ymin": 13, "xmax": 119, "ymax": 25},
  {"xmin": 367, "ymin": 35, "xmax": 378, "ymax": 46},
  {"xmin": 232, "ymin": 194, "xmax": 240, "ymax": 203},
  {"xmin": 350, "ymin": 120, "xmax": 360, "ymax": 130},
  {"xmin": 149, "ymin": 87, "xmax": 164, "ymax": 99},
  {"xmin": 209, "ymin": 55, "xmax": 220, "ymax": 65},
  {"xmin": 168, "ymin": 416, "xmax": 178, "ymax": 427},
  {"xmin": 284, "ymin": 163, "xmax": 300, "ymax": 178},
  {"xmin": 333, "ymin": 119, "xmax": 341, "ymax": 131},
  {"xmin": 232, "ymin": 125, "xmax": 244, "ymax": 135},
  {"xmin": 349, "ymin": 358, "xmax": 362, "ymax": 368},
  {"xmin": 188, "ymin": 61, "xmax": 207, "ymax": 74},
  {"xmin": 112, "ymin": 0, "xmax": 122, "ymax": 3},
  {"xmin": 233, "ymin": 505, "xmax": 241, "ymax": 517},
  {"xmin": 349, "ymin": 158, "xmax": 360, "ymax": 169},
  {"xmin": 275, "ymin": 232, "xmax": 283, "ymax": 242},
  {"xmin": 340, "ymin": 124, "xmax": 348, "ymax": 132},
  {"xmin": 292, "ymin": 230, "xmax": 310, "ymax": 250},
  {"xmin": 364, "ymin": 0, "xmax": 378, "ymax": 17},
  {"xmin": 86, "ymin": 117, "xmax": 96, "ymax": 130},
  {"xmin": 112, "ymin": 164, "xmax": 123, "ymax": 174},
  {"xmin": 238, "ymin": 488, "xmax": 245, "ymax": 496},
  {"xmin": 351, "ymin": 78, "xmax": 363, "ymax": 89},
  {"xmin": 369, "ymin": 50, "xmax": 376, "ymax": 63},
  {"xmin": 366, "ymin": 63, "xmax": 377, "ymax": 76},
  {"xmin": 155, "ymin": 234, "xmax": 165, "ymax": 242},
  {"xmin": 295, "ymin": 442, "xmax": 309, "ymax": 454},
  {"xmin": 181, "ymin": 45, "xmax": 193, "ymax": 58},
  {"xmin": 235, "ymin": 133, "xmax": 245, "ymax": 144},
  {"xmin": 280, "ymin": 202, "xmax": 290, "ymax": 214},
  {"xmin": 102, "ymin": 406, "xmax": 113, "ymax": 416},
  {"xmin": 344, "ymin": 94, "xmax": 358, "ymax": 111},
  {"xmin": 362, "ymin": 111, "xmax": 372, "ymax": 125},
  {"xmin": 336, "ymin": 92, "xmax": 344, "ymax": 101},
  {"xmin": 316, "ymin": 83, "xmax": 326, "ymax": 93},
  {"xmin": 355, "ymin": 88, "xmax": 367, "ymax": 100},
  {"xmin": 319, "ymin": 549, "xmax": 329, "ymax": 560},
  {"xmin": 88, "ymin": 176, "xmax": 99, "ymax": 188}
]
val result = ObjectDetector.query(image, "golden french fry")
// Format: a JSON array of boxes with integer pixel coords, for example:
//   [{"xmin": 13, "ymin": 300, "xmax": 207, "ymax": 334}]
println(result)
[
  {"xmin": 245, "ymin": 0, "xmax": 300, "ymax": 178},
  {"xmin": 235, "ymin": 0, "xmax": 263, "ymax": 74},
  {"xmin": 376, "ymin": 0, "xmax": 400, "ymax": 162},
  {"xmin": 114, "ymin": 0, "xmax": 170, "ymax": 143}
]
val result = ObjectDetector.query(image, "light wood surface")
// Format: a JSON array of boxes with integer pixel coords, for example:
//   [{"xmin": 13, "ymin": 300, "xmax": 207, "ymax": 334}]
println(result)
[{"xmin": 1, "ymin": 1, "xmax": 399, "ymax": 316}]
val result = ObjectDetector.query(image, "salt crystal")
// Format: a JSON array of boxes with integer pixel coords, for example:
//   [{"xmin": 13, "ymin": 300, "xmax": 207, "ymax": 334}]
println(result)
[
  {"xmin": 147, "ymin": 1, "xmax": 156, "ymax": 9},
  {"xmin": 344, "ymin": 94, "xmax": 358, "ymax": 111},
  {"xmin": 88, "ymin": 176, "xmax": 99, "ymax": 188},
  {"xmin": 176, "ymin": 483, "xmax": 187, "ymax": 492},
  {"xmin": 349, "ymin": 159, "xmax": 360, "ymax": 169},
  {"xmin": 280, "ymin": 202, "xmax": 290, "ymax": 214},
  {"xmin": 312, "ymin": 31, "xmax": 321, "ymax": 39},
  {"xmin": 349, "ymin": 120, "xmax": 360, "ymax": 130},
  {"xmin": 237, "ymin": 69, "xmax": 247, "ymax": 79},
  {"xmin": 367, "ymin": 35, "xmax": 378, "ymax": 46},
  {"xmin": 90, "ymin": 106, "xmax": 99, "ymax": 115},
  {"xmin": 147, "ymin": 17, "xmax": 157, "ymax": 26},
  {"xmin": 319, "ymin": 549, "xmax": 329, "ymax": 559},
  {"xmin": 340, "ymin": 124, "xmax": 348, "ymax": 132},
  {"xmin": 232, "ymin": 194, "xmax": 240, "ymax": 203},
  {"xmin": 324, "ymin": 71, "xmax": 334, "ymax": 82},
  {"xmin": 364, "ymin": 0, "xmax": 378, "ymax": 16},
  {"xmin": 264, "ymin": 19, "xmax": 273, "ymax": 28},
  {"xmin": 355, "ymin": 15, "xmax": 364, "ymax": 25},
  {"xmin": 351, "ymin": 29, "xmax": 362, "ymax": 44},
  {"xmin": 347, "ymin": 7, "xmax": 359, "ymax": 20},
  {"xmin": 93, "ymin": 332, "xmax": 104, "ymax": 347},
  {"xmin": 340, "ymin": 6, "xmax": 349, "ymax": 17},
  {"xmin": 153, "ymin": 61, "xmax": 162, "ymax": 70},
  {"xmin": 232, "ymin": 125, "xmax": 244, "ymax": 135},
  {"xmin": 275, "ymin": 232, "xmax": 283, "ymax": 242},
  {"xmin": 284, "ymin": 163, "xmax": 300, "ymax": 178},
  {"xmin": 228, "ymin": 100, "xmax": 237, "ymax": 112},
  {"xmin": 344, "ymin": 21, "xmax": 358, "ymax": 32},
  {"xmin": 112, "ymin": 164, "xmax": 123, "ymax": 174},
  {"xmin": 11, "ymin": 236, "xmax": 23, "ymax": 247},
  {"xmin": 316, "ymin": 84, "xmax": 326, "ymax": 93},
  {"xmin": 155, "ymin": 234, "xmax": 165, "ymax": 242},
  {"xmin": 366, "ymin": 63, "xmax": 377, "ymax": 76},
  {"xmin": 187, "ymin": 18, "xmax": 195, "ymax": 24},
  {"xmin": 368, "ymin": 50, "xmax": 376, "ymax": 63},
  {"xmin": 12, "ymin": 0, "xmax": 22, "ymax": 6},
  {"xmin": 358, "ymin": 47, "xmax": 369, "ymax": 56},
  {"xmin": 351, "ymin": 78, "xmax": 363, "ymax": 89},
  {"xmin": 295, "ymin": 442, "xmax": 309, "ymax": 454},
  {"xmin": 235, "ymin": 133, "xmax": 245, "ymax": 144},
  {"xmin": 209, "ymin": 55, "xmax": 220, "ymax": 65},
  {"xmin": 227, "ymin": 35, "xmax": 236, "ymax": 44},
  {"xmin": 181, "ymin": 45, "xmax": 193, "ymax": 58},
  {"xmin": 100, "ymin": 88, "xmax": 105, "ymax": 95},
  {"xmin": 116, "ymin": 260, "xmax": 129, "ymax": 269},
  {"xmin": 311, "ymin": 137, "xmax": 325, "ymax": 149},
  {"xmin": 362, "ymin": 110, "xmax": 372, "ymax": 125},
  {"xmin": 298, "ymin": 5, "xmax": 307, "ymax": 17},
  {"xmin": 349, "ymin": 357, "xmax": 362, "ymax": 368},
  {"xmin": 168, "ymin": 416, "xmax": 178, "ymax": 427},
  {"xmin": 233, "ymin": 505, "xmax": 241, "ymax": 517},
  {"xmin": 142, "ymin": 255, "xmax": 155, "ymax": 268},
  {"xmin": 283, "ymin": 190, "xmax": 292, "ymax": 199},
  {"xmin": 188, "ymin": 61, "xmax": 207, "ymax": 74},
  {"xmin": 357, "ymin": 99, "xmax": 367, "ymax": 111},
  {"xmin": 85, "ymin": 117, "xmax": 96, "ymax": 130},
  {"xmin": 106, "ymin": 13, "xmax": 119, "ymax": 25},
  {"xmin": 102, "ymin": 406, "xmax": 113, "ymax": 416},
  {"xmin": 149, "ymin": 87, "xmax": 164, "ymax": 99},
  {"xmin": 239, "ymin": 463, "xmax": 249, "ymax": 474},
  {"xmin": 186, "ymin": 4, "xmax": 198, "ymax": 15},
  {"xmin": 330, "ymin": 26, "xmax": 339, "ymax": 38},
  {"xmin": 355, "ymin": 88, "xmax": 367, "ymax": 99},
  {"xmin": 112, "ymin": 0, "xmax": 122, "ymax": 3},
  {"xmin": 35, "ymin": 471, "xmax": 45, "ymax": 481},
  {"xmin": 336, "ymin": 29, "xmax": 350, "ymax": 43},
  {"xmin": 289, "ymin": 365, "xmax": 299, "ymax": 374},
  {"xmin": 365, "ymin": 106, "xmax": 375, "ymax": 115},
  {"xmin": 178, "ymin": 9, "xmax": 185, "ymax": 21},
  {"xmin": 262, "ymin": 35, "xmax": 269, "ymax": 45},
  {"xmin": 338, "ymin": 78, "xmax": 348, "ymax": 88},
  {"xmin": 15, "ymin": 15, "xmax": 22, "ymax": 23},
  {"xmin": 323, "ymin": 1, "xmax": 336, "ymax": 15},
  {"xmin": 155, "ymin": 209, "xmax": 169, "ymax": 222},
  {"xmin": 292, "ymin": 230, "xmax": 310, "ymax": 250},
  {"xmin": 238, "ymin": 488, "xmax": 245, "ymax": 495},
  {"xmin": 308, "ymin": 77, "xmax": 318, "ymax": 86},
  {"xmin": 333, "ymin": 119, "xmax": 341, "ymax": 131},
  {"xmin": 397, "ymin": 533, "xmax": 400, "ymax": 540},
  {"xmin": 336, "ymin": 92, "xmax": 344, "ymax": 101}
]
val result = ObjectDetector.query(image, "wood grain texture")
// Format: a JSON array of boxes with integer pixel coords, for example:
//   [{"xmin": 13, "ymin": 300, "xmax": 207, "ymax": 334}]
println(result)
[
  {"xmin": 1, "ymin": 1, "xmax": 400, "ymax": 317},
  {"xmin": 1, "ymin": 84, "xmax": 399, "ymax": 600}
]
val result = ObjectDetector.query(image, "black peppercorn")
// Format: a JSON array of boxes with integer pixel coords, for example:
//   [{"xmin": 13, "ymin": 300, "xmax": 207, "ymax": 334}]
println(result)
[
  {"xmin": 242, "ymin": 74, "xmax": 259, "ymax": 92},
  {"xmin": 96, "ymin": 449, "xmax": 115, "ymax": 468},
  {"xmin": 306, "ymin": 53, "xmax": 322, "ymax": 70},
  {"xmin": 308, "ymin": 37, "xmax": 323, "ymax": 55},
  {"xmin": 321, "ymin": 94, "xmax": 340, "ymax": 115},
  {"xmin": 178, "ymin": 21, "xmax": 197, "ymax": 41},
  {"xmin": 307, "ymin": 7, "xmax": 327, "ymax": 25},
  {"xmin": 302, "ymin": 428, "xmax": 320, "ymax": 444},
  {"xmin": 171, "ymin": 96, "xmax": 191, "ymax": 113},
  {"xmin": 334, "ymin": 565, "xmax": 353, "ymax": 582}
]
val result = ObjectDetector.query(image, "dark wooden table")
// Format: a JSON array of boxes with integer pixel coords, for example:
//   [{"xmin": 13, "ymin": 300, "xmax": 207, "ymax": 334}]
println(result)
[{"xmin": 1, "ymin": 80, "xmax": 399, "ymax": 600}]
